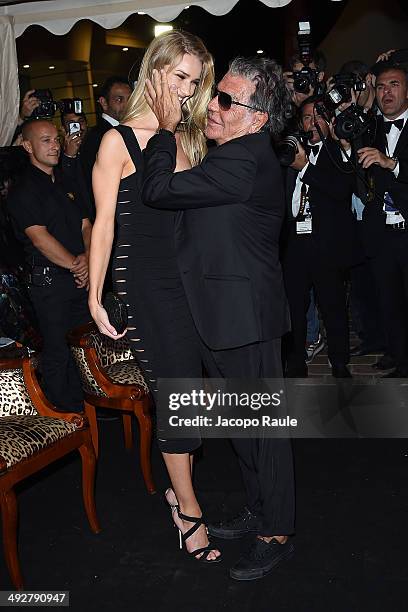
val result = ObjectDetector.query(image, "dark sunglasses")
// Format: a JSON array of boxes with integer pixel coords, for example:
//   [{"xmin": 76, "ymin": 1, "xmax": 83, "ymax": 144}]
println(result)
[{"xmin": 214, "ymin": 88, "xmax": 264, "ymax": 113}]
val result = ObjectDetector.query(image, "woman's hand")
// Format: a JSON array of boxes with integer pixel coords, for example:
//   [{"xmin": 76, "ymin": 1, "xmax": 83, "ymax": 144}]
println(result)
[
  {"xmin": 89, "ymin": 302, "xmax": 127, "ymax": 340},
  {"xmin": 145, "ymin": 68, "xmax": 181, "ymax": 133}
]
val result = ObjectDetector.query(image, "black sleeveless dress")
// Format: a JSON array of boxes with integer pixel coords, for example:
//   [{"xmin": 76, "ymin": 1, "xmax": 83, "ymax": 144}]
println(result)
[{"xmin": 112, "ymin": 125, "xmax": 201, "ymax": 452}]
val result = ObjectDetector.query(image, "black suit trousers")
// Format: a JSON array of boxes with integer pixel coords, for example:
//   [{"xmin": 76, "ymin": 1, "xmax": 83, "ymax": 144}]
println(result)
[
  {"xmin": 200, "ymin": 338, "xmax": 295, "ymax": 535},
  {"xmin": 370, "ymin": 229, "xmax": 408, "ymax": 368},
  {"xmin": 28, "ymin": 274, "xmax": 90, "ymax": 411},
  {"xmin": 283, "ymin": 235, "xmax": 350, "ymax": 370},
  {"xmin": 349, "ymin": 221, "xmax": 385, "ymax": 347}
]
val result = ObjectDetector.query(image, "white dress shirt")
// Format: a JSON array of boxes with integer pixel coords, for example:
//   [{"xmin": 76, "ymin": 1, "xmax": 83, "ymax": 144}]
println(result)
[
  {"xmin": 384, "ymin": 107, "xmax": 408, "ymax": 178},
  {"xmin": 102, "ymin": 113, "xmax": 119, "ymax": 127},
  {"xmin": 291, "ymin": 142, "xmax": 323, "ymax": 217}
]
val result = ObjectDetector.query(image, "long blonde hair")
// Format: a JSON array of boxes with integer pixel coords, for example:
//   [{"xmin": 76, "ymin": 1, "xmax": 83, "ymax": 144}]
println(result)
[{"xmin": 122, "ymin": 30, "xmax": 214, "ymax": 166}]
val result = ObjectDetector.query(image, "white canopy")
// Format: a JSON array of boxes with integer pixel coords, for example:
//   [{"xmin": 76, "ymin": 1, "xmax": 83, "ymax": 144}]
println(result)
[
  {"xmin": 1, "ymin": 0, "xmax": 292, "ymax": 38},
  {"xmin": 0, "ymin": 0, "xmax": 292, "ymax": 145}
]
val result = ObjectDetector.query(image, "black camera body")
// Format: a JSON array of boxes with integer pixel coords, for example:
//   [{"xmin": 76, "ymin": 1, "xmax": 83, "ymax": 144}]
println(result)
[
  {"xmin": 325, "ymin": 73, "xmax": 366, "ymax": 111},
  {"xmin": 29, "ymin": 90, "xmax": 83, "ymax": 119},
  {"xmin": 276, "ymin": 131, "xmax": 313, "ymax": 166},
  {"xmin": 30, "ymin": 89, "xmax": 55, "ymax": 118},
  {"xmin": 293, "ymin": 67, "xmax": 319, "ymax": 94},
  {"xmin": 292, "ymin": 21, "xmax": 320, "ymax": 95},
  {"xmin": 334, "ymin": 105, "xmax": 374, "ymax": 142},
  {"xmin": 59, "ymin": 98, "xmax": 83, "ymax": 114}
]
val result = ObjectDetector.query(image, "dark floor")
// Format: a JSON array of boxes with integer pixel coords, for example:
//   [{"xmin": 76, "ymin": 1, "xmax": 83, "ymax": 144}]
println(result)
[
  {"xmin": 1, "ymin": 342, "xmax": 407, "ymax": 611},
  {"xmin": 1, "ymin": 418, "xmax": 408, "ymax": 611}
]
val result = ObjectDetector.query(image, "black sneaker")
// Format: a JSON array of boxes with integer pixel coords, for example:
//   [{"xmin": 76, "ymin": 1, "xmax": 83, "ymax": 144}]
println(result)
[
  {"xmin": 207, "ymin": 507, "xmax": 262, "ymax": 540},
  {"xmin": 230, "ymin": 537, "xmax": 294, "ymax": 581}
]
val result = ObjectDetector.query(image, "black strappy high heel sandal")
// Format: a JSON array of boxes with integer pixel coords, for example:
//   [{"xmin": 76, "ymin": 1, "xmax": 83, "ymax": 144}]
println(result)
[{"xmin": 176, "ymin": 508, "xmax": 222, "ymax": 564}]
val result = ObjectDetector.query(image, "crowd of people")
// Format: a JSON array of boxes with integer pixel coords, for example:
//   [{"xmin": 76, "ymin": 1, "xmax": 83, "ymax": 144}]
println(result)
[{"xmin": 1, "ymin": 30, "xmax": 408, "ymax": 581}]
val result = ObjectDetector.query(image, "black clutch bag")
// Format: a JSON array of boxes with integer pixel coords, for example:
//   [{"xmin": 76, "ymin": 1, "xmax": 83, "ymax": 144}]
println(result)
[{"xmin": 103, "ymin": 292, "xmax": 128, "ymax": 334}]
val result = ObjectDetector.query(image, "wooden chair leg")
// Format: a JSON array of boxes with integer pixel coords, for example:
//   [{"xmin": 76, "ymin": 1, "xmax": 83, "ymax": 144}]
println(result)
[
  {"xmin": 84, "ymin": 402, "xmax": 99, "ymax": 459},
  {"xmin": 0, "ymin": 488, "xmax": 24, "ymax": 590},
  {"xmin": 78, "ymin": 439, "xmax": 101, "ymax": 534},
  {"xmin": 122, "ymin": 414, "xmax": 133, "ymax": 450},
  {"xmin": 134, "ymin": 396, "xmax": 156, "ymax": 495}
]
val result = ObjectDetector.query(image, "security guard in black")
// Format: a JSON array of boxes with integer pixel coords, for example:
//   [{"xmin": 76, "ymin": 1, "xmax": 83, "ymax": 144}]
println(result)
[{"xmin": 7, "ymin": 120, "xmax": 92, "ymax": 412}]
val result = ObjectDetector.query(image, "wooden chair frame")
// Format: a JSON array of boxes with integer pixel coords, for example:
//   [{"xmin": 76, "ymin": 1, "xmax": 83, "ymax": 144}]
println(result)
[
  {"xmin": 67, "ymin": 322, "xmax": 155, "ymax": 495},
  {"xmin": 0, "ymin": 355, "xmax": 100, "ymax": 590}
]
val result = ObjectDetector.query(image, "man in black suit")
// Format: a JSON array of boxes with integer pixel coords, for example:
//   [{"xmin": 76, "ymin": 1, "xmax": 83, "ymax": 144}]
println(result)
[
  {"xmin": 80, "ymin": 76, "xmax": 132, "ymax": 220},
  {"xmin": 358, "ymin": 65, "xmax": 408, "ymax": 377},
  {"xmin": 142, "ymin": 57, "xmax": 295, "ymax": 580},
  {"xmin": 282, "ymin": 98, "xmax": 356, "ymax": 378}
]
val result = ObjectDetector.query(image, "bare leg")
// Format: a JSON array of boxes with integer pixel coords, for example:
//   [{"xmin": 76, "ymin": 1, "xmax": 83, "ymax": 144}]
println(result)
[{"xmin": 162, "ymin": 452, "xmax": 221, "ymax": 561}]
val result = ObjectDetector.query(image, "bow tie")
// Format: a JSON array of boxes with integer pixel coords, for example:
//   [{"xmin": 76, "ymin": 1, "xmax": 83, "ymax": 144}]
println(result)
[
  {"xmin": 384, "ymin": 118, "xmax": 404, "ymax": 134},
  {"xmin": 306, "ymin": 144, "xmax": 320, "ymax": 157}
]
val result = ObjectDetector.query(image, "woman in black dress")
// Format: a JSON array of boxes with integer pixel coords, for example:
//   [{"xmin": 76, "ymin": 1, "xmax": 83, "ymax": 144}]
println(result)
[{"xmin": 88, "ymin": 31, "xmax": 220, "ymax": 563}]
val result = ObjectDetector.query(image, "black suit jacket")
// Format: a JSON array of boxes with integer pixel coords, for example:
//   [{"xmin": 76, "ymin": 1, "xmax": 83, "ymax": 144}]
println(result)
[
  {"xmin": 284, "ymin": 139, "xmax": 357, "ymax": 268},
  {"xmin": 142, "ymin": 131, "xmax": 290, "ymax": 351},
  {"xmin": 80, "ymin": 118, "xmax": 112, "ymax": 220},
  {"xmin": 362, "ymin": 116, "xmax": 408, "ymax": 256}
]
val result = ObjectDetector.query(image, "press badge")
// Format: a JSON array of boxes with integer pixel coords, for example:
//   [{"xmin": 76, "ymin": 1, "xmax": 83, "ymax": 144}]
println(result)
[
  {"xmin": 296, "ymin": 203, "xmax": 312, "ymax": 234},
  {"xmin": 383, "ymin": 192, "xmax": 404, "ymax": 225}
]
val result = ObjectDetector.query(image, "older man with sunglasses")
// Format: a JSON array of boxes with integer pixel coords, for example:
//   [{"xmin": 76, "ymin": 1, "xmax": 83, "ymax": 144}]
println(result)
[{"xmin": 142, "ymin": 56, "xmax": 295, "ymax": 581}]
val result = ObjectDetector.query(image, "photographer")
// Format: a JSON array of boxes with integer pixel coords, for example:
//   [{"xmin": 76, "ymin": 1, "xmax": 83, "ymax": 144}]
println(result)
[
  {"xmin": 330, "ymin": 61, "xmax": 386, "ymax": 360},
  {"xmin": 61, "ymin": 111, "xmax": 88, "ymax": 158},
  {"xmin": 357, "ymin": 64, "xmax": 408, "ymax": 378},
  {"xmin": 6, "ymin": 119, "xmax": 92, "ymax": 411},
  {"xmin": 331, "ymin": 61, "xmax": 376, "ymax": 112},
  {"xmin": 282, "ymin": 96, "xmax": 356, "ymax": 378},
  {"xmin": 284, "ymin": 49, "xmax": 326, "ymax": 108},
  {"xmin": 60, "ymin": 111, "xmax": 92, "ymax": 219}
]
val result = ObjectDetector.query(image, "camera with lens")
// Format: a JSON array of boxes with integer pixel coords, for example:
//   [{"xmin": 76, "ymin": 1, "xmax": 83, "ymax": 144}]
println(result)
[
  {"xmin": 333, "ymin": 105, "xmax": 373, "ymax": 142},
  {"xmin": 276, "ymin": 131, "xmax": 313, "ymax": 166},
  {"xmin": 29, "ymin": 89, "xmax": 56, "ymax": 118},
  {"xmin": 313, "ymin": 95, "xmax": 372, "ymax": 143},
  {"xmin": 325, "ymin": 73, "xmax": 366, "ymax": 111},
  {"xmin": 59, "ymin": 98, "xmax": 83, "ymax": 114},
  {"xmin": 293, "ymin": 67, "xmax": 319, "ymax": 94},
  {"xmin": 291, "ymin": 21, "xmax": 320, "ymax": 94},
  {"xmin": 29, "ymin": 90, "xmax": 83, "ymax": 119}
]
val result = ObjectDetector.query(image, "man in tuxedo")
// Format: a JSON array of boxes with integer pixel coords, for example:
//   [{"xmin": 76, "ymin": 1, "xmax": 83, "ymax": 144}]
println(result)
[
  {"xmin": 142, "ymin": 57, "xmax": 295, "ymax": 580},
  {"xmin": 80, "ymin": 76, "xmax": 132, "ymax": 219},
  {"xmin": 333, "ymin": 61, "xmax": 387, "ymax": 362},
  {"xmin": 282, "ymin": 97, "xmax": 356, "ymax": 378},
  {"xmin": 358, "ymin": 65, "xmax": 408, "ymax": 377}
]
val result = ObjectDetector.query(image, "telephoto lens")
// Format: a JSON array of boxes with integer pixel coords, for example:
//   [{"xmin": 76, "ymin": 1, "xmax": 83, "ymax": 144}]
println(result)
[{"xmin": 275, "ymin": 136, "xmax": 300, "ymax": 166}]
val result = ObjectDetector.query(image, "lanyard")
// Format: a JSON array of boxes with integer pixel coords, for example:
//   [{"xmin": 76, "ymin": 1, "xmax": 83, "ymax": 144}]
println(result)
[{"xmin": 297, "ymin": 182, "xmax": 309, "ymax": 218}]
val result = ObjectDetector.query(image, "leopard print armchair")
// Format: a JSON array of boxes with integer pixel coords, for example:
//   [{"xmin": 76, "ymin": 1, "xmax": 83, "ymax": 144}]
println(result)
[
  {"xmin": 67, "ymin": 322, "xmax": 155, "ymax": 495},
  {"xmin": 69, "ymin": 323, "xmax": 148, "ymax": 398},
  {"xmin": 0, "ymin": 352, "xmax": 100, "ymax": 589}
]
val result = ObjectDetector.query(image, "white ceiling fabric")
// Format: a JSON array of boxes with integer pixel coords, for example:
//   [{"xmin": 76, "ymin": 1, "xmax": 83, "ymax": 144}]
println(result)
[
  {"xmin": 0, "ymin": 0, "xmax": 292, "ymax": 38},
  {"xmin": 0, "ymin": 16, "xmax": 19, "ymax": 146}
]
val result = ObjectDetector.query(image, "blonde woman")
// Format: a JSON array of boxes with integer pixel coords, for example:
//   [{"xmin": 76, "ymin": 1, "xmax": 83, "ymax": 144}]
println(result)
[{"xmin": 88, "ymin": 31, "xmax": 220, "ymax": 563}]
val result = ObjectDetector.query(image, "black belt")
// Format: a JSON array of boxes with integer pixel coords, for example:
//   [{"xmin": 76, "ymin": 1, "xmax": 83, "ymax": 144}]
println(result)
[{"xmin": 385, "ymin": 221, "xmax": 406, "ymax": 230}]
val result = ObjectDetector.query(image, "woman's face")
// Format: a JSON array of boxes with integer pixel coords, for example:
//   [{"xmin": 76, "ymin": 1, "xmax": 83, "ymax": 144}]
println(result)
[{"xmin": 165, "ymin": 53, "xmax": 203, "ymax": 105}]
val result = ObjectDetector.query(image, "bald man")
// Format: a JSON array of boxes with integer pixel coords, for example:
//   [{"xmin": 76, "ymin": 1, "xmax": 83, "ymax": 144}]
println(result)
[{"xmin": 7, "ymin": 119, "xmax": 92, "ymax": 412}]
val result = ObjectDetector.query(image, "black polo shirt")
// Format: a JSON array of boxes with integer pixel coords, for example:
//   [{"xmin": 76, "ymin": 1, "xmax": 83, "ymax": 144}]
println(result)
[{"xmin": 7, "ymin": 163, "xmax": 88, "ymax": 266}]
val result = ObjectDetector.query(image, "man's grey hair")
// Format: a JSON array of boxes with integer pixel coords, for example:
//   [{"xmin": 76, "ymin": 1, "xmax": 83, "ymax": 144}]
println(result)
[{"xmin": 228, "ymin": 56, "xmax": 293, "ymax": 137}]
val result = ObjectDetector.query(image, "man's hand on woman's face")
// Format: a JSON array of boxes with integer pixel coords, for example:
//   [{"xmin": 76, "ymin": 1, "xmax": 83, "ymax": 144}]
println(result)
[{"xmin": 145, "ymin": 68, "xmax": 182, "ymax": 133}]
